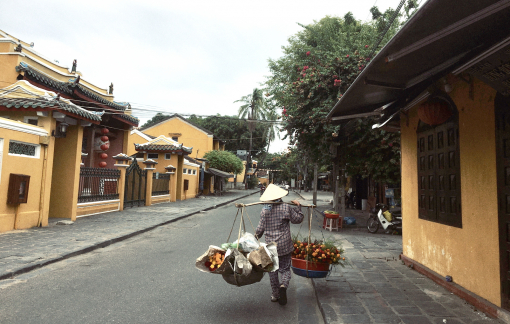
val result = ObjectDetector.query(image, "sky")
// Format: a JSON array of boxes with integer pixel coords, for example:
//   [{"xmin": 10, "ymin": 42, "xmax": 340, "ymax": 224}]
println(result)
[{"xmin": 0, "ymin": 0, "xmax": 405, "ymax": 153}]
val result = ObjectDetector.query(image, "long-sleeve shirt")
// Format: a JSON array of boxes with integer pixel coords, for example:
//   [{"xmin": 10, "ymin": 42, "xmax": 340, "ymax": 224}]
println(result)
[{"xmin": 255, "ymin": 203, "xmax": 304, "ymax": 256}]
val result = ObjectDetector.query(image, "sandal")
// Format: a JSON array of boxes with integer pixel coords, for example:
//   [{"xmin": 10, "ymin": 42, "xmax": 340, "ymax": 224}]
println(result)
[{"xmin": 278, "ymin": 286, "xmax": 287, "ymax": 305}]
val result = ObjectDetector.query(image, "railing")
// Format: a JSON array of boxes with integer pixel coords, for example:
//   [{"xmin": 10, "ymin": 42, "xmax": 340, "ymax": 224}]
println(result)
[
  {"xmin": 152, "ymin": 172, "xmax": 170, "ymax": 195},
  {"xmin": 78, "ymin": 167, "xmax": 121, "ymax": 203}
]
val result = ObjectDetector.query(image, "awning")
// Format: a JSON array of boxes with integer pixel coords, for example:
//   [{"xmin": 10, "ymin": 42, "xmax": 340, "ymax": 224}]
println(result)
[
  {"xmin": 327, "ymin": 0, "xmax": 510, "ymax": 124},
  {"xmin": 205, "ymin": 168, "xmax": 234, "ymax": 178}
]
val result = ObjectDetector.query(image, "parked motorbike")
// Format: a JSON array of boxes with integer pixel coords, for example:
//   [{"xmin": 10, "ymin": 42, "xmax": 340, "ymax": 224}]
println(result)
[
  {"xmin": 367, "ymin": 203, "xmax": 402, "ymax": 234},
  {"xmin": 260, "ymin": 186, "xmax": 266, "ymax": 196}
]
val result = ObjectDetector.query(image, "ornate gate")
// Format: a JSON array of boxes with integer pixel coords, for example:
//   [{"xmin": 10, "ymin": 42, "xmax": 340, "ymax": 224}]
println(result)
[{"xmin": 124, "ymin": 159, "xmax": 147, "ymax": 208}]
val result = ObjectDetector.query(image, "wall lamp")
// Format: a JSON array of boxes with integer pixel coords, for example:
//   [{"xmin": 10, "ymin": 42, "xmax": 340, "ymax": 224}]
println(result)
[{"xmin": 52, "ymin": 122, "xmax": 69, "ymax": 138}]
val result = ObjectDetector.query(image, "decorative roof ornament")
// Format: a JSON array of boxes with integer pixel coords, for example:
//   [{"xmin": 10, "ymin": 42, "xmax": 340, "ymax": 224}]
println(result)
[
  {"xmin": 71, "ymin": 59, "xmax": 77, "ymax": 73},
  {"xmin": 14, "ymin": 42, "xmax": 22, "ymax": 53},
  {"xmin": 109, "ymin": 82, "xmax": 114, "ymax": 95}
]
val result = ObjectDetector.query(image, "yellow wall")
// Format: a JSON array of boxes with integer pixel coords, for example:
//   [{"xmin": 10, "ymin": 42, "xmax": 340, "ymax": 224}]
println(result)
[
  {"xmin": 0, "ymin": 54, "xmax": 21, "ymax": 86},
  {"xmin": 126, "ymin": 132, "xmax": 148, "ymax": 157},
  {"xmin": 141, "ymin": 117, "xmax": 213, "ymax": 159},
  {"xmin": 0, "ymin": 125, "xmax": 43, "ymax": 231},
  {"xmin": 181, "ymin": 165, "xmax": 199, "ymax": 200},
  {"xmin": 401, "ymin": 78, "xmax": 500, "ymax": 305},
  {"xmin": 77, "ymin": 201, "xmax": 119, "ymax": 217},
  {"xmin": 48, "ymin": 124, "xmax": 83, "ymax": 221}
]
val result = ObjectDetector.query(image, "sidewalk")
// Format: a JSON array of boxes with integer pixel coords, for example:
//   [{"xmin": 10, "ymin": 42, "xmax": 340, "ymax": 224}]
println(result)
[
  {"xmin": 0, "ymin": 189, "xmax": 258, "ymax": 283},
  {"xmin": 294, "ymin": 190, "xmax": 503, "ymax": 324}
]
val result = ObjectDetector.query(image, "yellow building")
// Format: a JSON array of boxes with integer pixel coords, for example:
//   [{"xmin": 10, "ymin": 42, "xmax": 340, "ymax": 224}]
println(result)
[
  {"xmin": 136, "ymin": 114, "xmax": 224, "ymax": 159},
  {"xmin": 0, "ymin": 29, "xmax": 138, "ymax": 232},
  {"xmin": 133, "ymin": 135, "xmax": 199, "ymax": 201},
  {"xmin": 327, "ymin": 1, "xmax": 510, "ymax": 318}
]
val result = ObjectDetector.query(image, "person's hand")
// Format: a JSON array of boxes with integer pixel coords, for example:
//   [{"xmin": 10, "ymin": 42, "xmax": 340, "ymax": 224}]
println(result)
[{"xmin": 291, "ymin": 200, "xmax": 301, "ymax": 207}]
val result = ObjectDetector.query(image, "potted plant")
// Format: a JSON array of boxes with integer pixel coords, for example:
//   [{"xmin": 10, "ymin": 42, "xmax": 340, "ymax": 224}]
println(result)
[{"xmin": 291, "ymin": 236, "xmax": 346, "ymax": 278}]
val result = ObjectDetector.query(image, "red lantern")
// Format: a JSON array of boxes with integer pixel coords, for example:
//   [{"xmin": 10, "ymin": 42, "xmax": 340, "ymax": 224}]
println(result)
[
  {"xmin": 101, "ymin": 128, "xmax": 109, "ymax": 135},
  {"xmin": 98, "ymin": 161, "xmax": 107, "ymax": 168},
  {"xmin": 418, "ymin": 100, "xmax": 453, "ymax": 126},
  {"xmin": 100, "ymin": 135, "xmax": 109, "ymax": 142},
  {"xmin": 99, "ymin": 153, "xmax": 108, "ymax": 160},
  {"xmin": 100, "ymin": 144, "xmax": 109, "ymax": 151}
]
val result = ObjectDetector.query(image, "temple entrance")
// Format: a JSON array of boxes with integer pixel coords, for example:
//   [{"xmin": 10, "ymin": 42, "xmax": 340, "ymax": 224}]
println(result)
[{"xmin": 124, "ymin": 159, "xmax": 147, "ymax": 208}]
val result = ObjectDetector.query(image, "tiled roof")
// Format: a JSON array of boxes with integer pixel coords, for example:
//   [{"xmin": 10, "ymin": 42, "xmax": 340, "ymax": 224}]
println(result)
[
  {"xmin": 74, "ymin": 83, "xmax": 127, "ymax": 111},
  {"xmin": 138, "ymin": 114, "xmax": 214, "ymax": 135},
  {"xmin": 16, "ymin": 63, "xmax": 127, "ymax": 111},
  {"xmin": 206, "ymin": 168, "xmax": 234, "ymax": 178},
  {"xmin": 113, "ymin": 113, "xmax": 139, "ymax": 127},
  {"xmin": 184, "ymin": 156, "xmax": 201, "ymax": 165},
  {"xmin": 134, "ymin": 143, "xmax": 192, "ymax": 154},
  {"xmin": 0, "ymin": 97, "xmax": 101, "ymax": 122}
]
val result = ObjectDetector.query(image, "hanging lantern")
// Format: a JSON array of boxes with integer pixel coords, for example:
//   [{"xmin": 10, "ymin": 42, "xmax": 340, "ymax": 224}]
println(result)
[
  {"xmin": 100, "ymin": 135, "xmax": 109, "ymax": 142},
  {"xmin": 101, "ymin": 128, "xmax": 109, "ymax": 135},
  {"xmin": 417, "ymin": 100, "xmax": 453, "ymax": 126},
  {"xmin": 98, "ymin": 161, "xmax": 107, "ymax": 168},
  {"xmin": 99, "ymin": 153, "xmax": 108, "ymax": 159},
  {"xmin": 100, "ymin": 143, "xmax": 110, "ymax": 151}
]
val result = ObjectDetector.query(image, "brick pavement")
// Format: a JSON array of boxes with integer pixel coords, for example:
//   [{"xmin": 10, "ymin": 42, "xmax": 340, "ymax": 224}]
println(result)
[
  {"xmin": 294, "ymin": 190, "xmax": 504, "ymax": 324},
  {"xmin": 0, "ymin": 189, "xmax": 258, "ymax": 282}
]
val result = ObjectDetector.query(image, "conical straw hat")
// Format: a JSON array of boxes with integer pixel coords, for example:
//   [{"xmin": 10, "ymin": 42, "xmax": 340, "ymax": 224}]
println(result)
[{"xmin": 260, "ymin": 184, "xmax": 289, "ymax": 201}]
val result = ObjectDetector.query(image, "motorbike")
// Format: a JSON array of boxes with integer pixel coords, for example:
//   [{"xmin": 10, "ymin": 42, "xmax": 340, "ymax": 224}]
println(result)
[
  {"xmin": 260, "ymin": 185, "xmax": 266, "ymax": 196},
  {"xmin": 367, "ymin": 203, "xmax": 402, "ymax": 234}
]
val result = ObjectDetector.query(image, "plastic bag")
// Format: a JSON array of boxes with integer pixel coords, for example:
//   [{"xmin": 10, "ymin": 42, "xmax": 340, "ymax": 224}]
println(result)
[
  {"xmin": 232, "ymin": 232, "xmax": 259, "ymax": 253},
  {"xmin": 222, "ymin": 250, "xmax": 264, "ymax": 286},
  {"xmin": 195, "ymin": 245, "xmax": 230, "ymax": 274},
  {"xmin": 249, "ymin": 242, "xmax": 279, "ymax": 272},
  {"xmin": 383, "ymin": 211, "xmax": 393, "ymax": 222}
]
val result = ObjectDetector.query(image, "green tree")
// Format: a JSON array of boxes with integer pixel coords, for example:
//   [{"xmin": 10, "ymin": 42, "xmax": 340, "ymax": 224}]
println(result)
[
  {"xmin": 264, "ymin": 5, "xmax": 416, "ymax": 182},
  {"xmin": 235, "ymin": 88, "xmax": 270, "ymax": 164},
  {"xmin": 140, "ymin": 112, "xmax": 168, "ymax": 129},
  {"xmin": 203, "ymin": 150, "xmax": 244, "ymax": 174},
  {"xmin": 187, "ymin": 114, "xmax": 269, "ymax": 159}
]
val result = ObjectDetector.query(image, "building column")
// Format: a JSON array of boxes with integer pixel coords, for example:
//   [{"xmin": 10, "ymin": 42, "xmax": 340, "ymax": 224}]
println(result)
[
  {"xmin": 145, "ymin": 168, "xmax": 154, "ymax": 206},
  {"xmin": 48, "ymin": 124, "xmax": 83, "ymax": 221},
  {"xmin": 115, "ymin": 164, "xmax": 128, "ymax": 211},
  {"xmin": 176, "ymin": 155, "xmax": 184, "ymax": 200}
]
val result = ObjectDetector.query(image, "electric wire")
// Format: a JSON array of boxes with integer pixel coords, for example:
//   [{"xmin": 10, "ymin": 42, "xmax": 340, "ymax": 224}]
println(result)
[{"xmin": 0, "ymin": 88, "xmax": 284, "ymax": 124}]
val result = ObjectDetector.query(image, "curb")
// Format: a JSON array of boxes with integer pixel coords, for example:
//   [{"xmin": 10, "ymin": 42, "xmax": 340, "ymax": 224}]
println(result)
[
  {"xmin": 311, "ymin": 278, "xmax": 328, "ymax": 324},
  {"xmin": 0, "ymin": 190, "xmax": 259, "ymax": 281}
]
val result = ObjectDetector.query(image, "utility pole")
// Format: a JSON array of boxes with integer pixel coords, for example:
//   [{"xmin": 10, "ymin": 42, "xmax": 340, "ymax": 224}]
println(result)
[
  {"xmin": 313, "ymin": 163, "xmax": 318, "ymax": 206},
  {"xmin": 340, "ymin": 166, "xmax": 346, "ymax": 217}
]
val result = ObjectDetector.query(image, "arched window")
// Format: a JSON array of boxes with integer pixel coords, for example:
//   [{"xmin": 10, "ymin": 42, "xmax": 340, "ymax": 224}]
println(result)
[{"xmin": 417, "ymin": 96, "xmax": 462, "ymax": 228}]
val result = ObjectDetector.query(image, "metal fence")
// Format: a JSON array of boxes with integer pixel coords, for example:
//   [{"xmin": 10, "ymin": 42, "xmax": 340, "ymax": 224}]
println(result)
[
  {"xmin": 78, "ymin": 167, "xmax": 121, "ymax": 203},
  {"xmin": 152, "ymin": 172, "xmax": 170, "ymax": 195}
]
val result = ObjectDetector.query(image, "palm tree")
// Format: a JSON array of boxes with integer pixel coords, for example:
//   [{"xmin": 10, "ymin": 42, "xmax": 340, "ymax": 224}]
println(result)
[{"xmin": 235, "ymin": 88, "xmax": 269, "ymax": 186}]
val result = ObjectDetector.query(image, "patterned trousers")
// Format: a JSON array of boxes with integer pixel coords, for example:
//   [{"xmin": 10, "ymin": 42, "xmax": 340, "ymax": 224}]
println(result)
[{"xmin": 269, "ymin": 253, "xmax": 292, "ymax": 298}]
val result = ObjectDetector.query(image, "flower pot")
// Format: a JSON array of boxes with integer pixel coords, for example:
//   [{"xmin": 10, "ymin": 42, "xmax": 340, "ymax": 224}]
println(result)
[
  {"xmin": 291, "ymin": 257, "xmax": 330, "ymax": 271},
  {"xmin": 291, "ymin": 267, "xmax": 329, "ymax": 278}
]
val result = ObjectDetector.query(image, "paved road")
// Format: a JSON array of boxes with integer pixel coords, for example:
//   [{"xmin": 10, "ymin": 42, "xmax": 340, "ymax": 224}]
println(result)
[{"xmin": 0, "ymin": 192, "xmax": 323, "ymax": 324}]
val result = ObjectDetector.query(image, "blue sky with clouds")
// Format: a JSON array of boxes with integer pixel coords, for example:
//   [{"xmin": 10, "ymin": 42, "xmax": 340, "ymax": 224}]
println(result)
[{"xmin": 0, "ymin": 0, "xmax": 407, "ymax": 152}]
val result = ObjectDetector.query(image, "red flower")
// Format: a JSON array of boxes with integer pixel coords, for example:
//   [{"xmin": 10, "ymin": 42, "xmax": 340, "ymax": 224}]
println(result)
[
  {"xmin": 366, "ymin": 57, "xmax": 371, "ymax": 61},
  {"xmin": 334, "ymin": 79, "xmax": 342, "ymax": 86},
  {"xmin": 365, "ymin": 45, "xmax": 369, "ymax": 48},
  {"xmin": 306, "ymin": 51, "xmax": 311, "ymax": 56},
  {"xmin": 346, "ymin": 54, "xmax": 349, "ymax": 58},
  {"xmin": 389, "ymin": 143, "xmax": 393, "ymax": 147}
]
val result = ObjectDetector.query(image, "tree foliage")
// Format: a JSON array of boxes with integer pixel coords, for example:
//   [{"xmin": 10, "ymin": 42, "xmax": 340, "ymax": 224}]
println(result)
[
  {"xmin": 264, "ymin": 4, "xmax": 417, "ymax": 182},
  {"xmin": 203, "ymin": 150, "xmax": 244, "ymax": 174},
  {"xmin": 187, "ymin": 114, "xmax": 269, "ymax": 159},
  {"xmin": 140, "ymin": 112, "xmax": 168, "ymax": 129}
]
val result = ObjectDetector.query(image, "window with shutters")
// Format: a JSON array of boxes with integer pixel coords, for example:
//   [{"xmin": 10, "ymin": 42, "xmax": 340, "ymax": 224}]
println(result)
[{"xmin": 417, "ymin": 118, "xmax": 462, "ymax": 228}]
